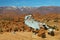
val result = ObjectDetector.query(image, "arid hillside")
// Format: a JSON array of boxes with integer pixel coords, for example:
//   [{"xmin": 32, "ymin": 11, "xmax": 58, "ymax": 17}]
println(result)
[
  {"xmin": 0, "ymin": 13, "xmax": 60, "ymax": 32},
  {"xmin": 0, "ymin": 13, "xmax": 60, "ymax": 40},
  {"xmin": 0, "ymin": 6, "xmax": 60, "ymax": 40}
]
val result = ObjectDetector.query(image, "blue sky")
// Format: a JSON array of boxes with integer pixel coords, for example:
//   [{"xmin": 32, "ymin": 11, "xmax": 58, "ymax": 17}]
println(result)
[{"xmin": 0, "ymin": 0, "xmax": 60, "ymax": 7}]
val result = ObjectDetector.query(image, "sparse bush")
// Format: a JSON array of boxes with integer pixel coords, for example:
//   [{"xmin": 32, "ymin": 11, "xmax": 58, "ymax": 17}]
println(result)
[
  {"xmin": 0, "ymin": 28, "xmax": 3, "ymax": 33},
  {"xmin": 54, "ymin": 18, "xmax": 58, "ymax": 22},
  {"xmin": 53, "ymin": 25, "xmax": 59, "ymax": 31},
  {"xmin": 2, "ymin": 17, "xmax": 14, "ymax": 21},
  {"xmin": 14, "ymin": 27, "xmax": 18, "ymax": 32}
]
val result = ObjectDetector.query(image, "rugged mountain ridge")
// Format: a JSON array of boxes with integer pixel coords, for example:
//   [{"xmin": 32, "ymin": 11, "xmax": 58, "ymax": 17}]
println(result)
[{"xmin": 0, "ymin": 6, "xmax": 60, "ymax": 15}]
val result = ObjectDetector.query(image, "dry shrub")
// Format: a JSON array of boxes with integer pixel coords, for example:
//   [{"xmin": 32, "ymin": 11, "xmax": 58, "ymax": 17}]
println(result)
[{"xmin": 37, "ymin": 27, "xmax": 46, "ymax": 38}]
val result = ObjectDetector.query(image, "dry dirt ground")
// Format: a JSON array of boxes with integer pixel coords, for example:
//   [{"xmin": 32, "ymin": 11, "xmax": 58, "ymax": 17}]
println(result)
[
  {"xmin": 0, "ymin": 31, "xmax": 60, "ymax": 40},
  {"xmin": 0, "ymin": 14, "xmax": 60, "ymax": 40}
]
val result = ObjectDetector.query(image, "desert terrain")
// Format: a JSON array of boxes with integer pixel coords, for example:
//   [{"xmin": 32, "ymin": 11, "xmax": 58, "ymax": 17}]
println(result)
[{"xmin": 0, "ymin": 6, "xmax": 60, "ymax": 40}]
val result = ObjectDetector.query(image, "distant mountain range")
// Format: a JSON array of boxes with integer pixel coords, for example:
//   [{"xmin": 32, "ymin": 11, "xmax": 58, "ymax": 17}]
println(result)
[{"xmin": 0, "ymin": 6, "xmax": 60, "ymax": 15}]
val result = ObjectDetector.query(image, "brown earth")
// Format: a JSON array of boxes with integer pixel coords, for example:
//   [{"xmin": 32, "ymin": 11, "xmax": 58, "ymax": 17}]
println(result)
[
  {"xmin": 0, "ymin": 13, "xmax": 60, "ymax": 40},
  {"xmin": 0, "ymin": 31, "xmax": 60, "ymax": 40}
]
